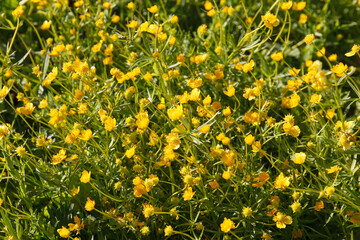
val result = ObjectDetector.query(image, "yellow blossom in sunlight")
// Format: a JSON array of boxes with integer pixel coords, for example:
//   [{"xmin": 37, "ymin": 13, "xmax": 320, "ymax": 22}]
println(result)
[
  {"xmin": 310, "ymin": 94, "xmax": 321, "ymax": 104},
  {"xmin": 224, "ymin": 85, "xmax": 235, "ymax": 97},
  {"xmin": 183, "ymin": 187, "xmax": 195, "ymax": 201},
  {"xmin": 104, "ymin": 117, "xmax": 116, "ymax": 131},
  {"xmin": 274, "ymin": 172, "xmax": 290, "ymax": 190},
  {"xmin": 292, "ymin": 1, "xmax": 306, "ymax": 11},
  {"xmin": 127, "ymin": 20, "xmax": 138, "ymax": 28},
  {"xmin": 328, "ymin": 54, "xmax": 337, "ymax": 62},
  {"xmin": 12, "ymin": 5, "xmax": 24, "ymax": 18},
  {"xmin": 271, "ymin": 52, "xmax": 283, "ymax": 61},
  {"xmin": 0, "ymin": 86, "xmax": 9, "ymax": 98},
  {"xmin": 85, "ymin": 197, "xmax": 95, "ymax": 211},
  {"xmin": 304, "ymin": 34, "xmax": 315, "ymax": 44},
  {"xmin": 52, "ymin": 149, "xmax": 66, "ymax": 165},
  {"xmin": 345, "ymin": 44, "xmax": 360, "ymax": 57},
  {"xmin": 326, "ymin": 166, "xmax": 342, "ymax": 174},
  {"xmin": 207, "ymin": 9, "xmax": 216, "ymax": 17},
  {"xmin": 112, "ymin": 15, "xmax": 120, "ymax": 23},
  {"xmin": 281, "ymin": 1, "xmax": 293, "ymax": 10},
  {"xmin": 220, "ymin": 218, "xmax": 235, "ymax": 233},
  {"xmin": 147, "ymin": 5, "xmax": 158, "ymax": 13},
  {"xmin": 316, "ymin": 47, "xmax": 326, "ymax": 57},
  {"xmin": 38, "ymin": 98, "xmax": 48, "ymax": 108},
  {"xmin": 204, "ymin": 1, "xmax": 213, "ymax": 10},
  {"xmin": 273, "ymin": 212, "xmax": 292, "ymax": 228},
  {"xmin": 142, "ymin": 203, "xmax": 155, "ymax": 218},
  {"xmin": 325, "ymin": 186, "xmax": 335, "ymax": 198},
  {"xmin": 289, "ymin": 67, "xmax": 300, "ymax": 76},
  {"xmin": 242, "ymin": 207, "xmax": 253, "ymax": 218},
  {"xmin": 252, "ymin": 141, "xmax": 261, "ymax": 153},
  {"xmin": 261, "ymin": 13, "xmax": 280, "ymax": 28},
  {"xmin": 40, "ymin": 20, "xmax": 52, "ymax": 30},
  {"xmin": 80, "ymin": 170, "xmax": 91, "ymax": 183},
  {"xmin": 167, "ymin": 105, "xmax": 183, "ymax": 121},
  {"xmin": 298, "ymin": 13, "xmax": 307, "ymax": 24},
  {"xmin": 243, "ymin": 60, "xmax": 255, "ymax": 73},
  {"xmin": 164, "ymin": 226, "xmax": 174, "ymax": 237},
  {"xmin": 171, "ymin": 15, "xmax": 178, "ymax": 23},
  {"xmin": 57, "ymin": 226, "xmax": 70, "ymax": 238},
  {"xmin": 125, "ymin": 146, "xmax": 135, "ymax": 158},
  {"xmin": 331, "ymin": 62, "xmax": 348, "ymax": 77},
  {"xmin": 293, "ymin": 152, "xmax": 306, "ymax": 164},
  {"xmin": 126, "ymin": 2, "xmax": 134, "ymax": 9}
]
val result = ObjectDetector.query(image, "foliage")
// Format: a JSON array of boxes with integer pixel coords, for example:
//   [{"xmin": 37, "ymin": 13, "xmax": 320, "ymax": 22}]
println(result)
[{"xmin": 1, "ymin": 0, "xmax": 360, "ymax": 239}]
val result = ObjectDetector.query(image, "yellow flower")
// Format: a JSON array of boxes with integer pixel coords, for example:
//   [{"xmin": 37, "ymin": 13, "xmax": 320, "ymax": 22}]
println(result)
[
  {"xmin": 273, "ymin": 212, "xmax": 292, "ymax": 228},
  {"xmin": 171, "ymin": 15, "xmax": 178, "ymax": 23},
  {"xmin": 40, "ymin": 20, "xmax": 52, "ymax": 30},
  {"xmin": 136, "ymin": 111, "xmax": 150, "ymax": 131},
  {"xmin": 126, "ymin": 2, "xmax": 134, "ymax": 9},
  {"xmin": 271, "ymin": 52, "xmax": 283, "ymax": 61},
  {"xmin": 91, "ymin": 41, "xmax": 102, "ymax": 53},
  {"xmin": 325, "ymin": 186, "xmax": 335, "ymax": 197},
  {"xmin": 209, "ymin": 180, "xmax": 219, "ymax": 189},
  {"xmin": 142, "ymin": 203, "xmax": 155, "ymax": 218},
  {"xmin": 331, "ymin": 62, "xmax": 348, "ymax": 77},
  {"xmin": 12, "ymin": 5, "xmax": 24, "ymax": 18},
  {"xmin": 292, "ymin": 1, "xmax": 306, "ymax": 11},
  {"xmin": 252, "ymin": 141, "xmax": 261, "ymax": 153},
  {"xmin": 104, "ymin": 117, "xmax": 116, "ymax": 131},
  {"xmin": 220, "ymin": 217, "xmax": 235, "ymax": 233},
  {"xmin": 167, "ymin": 105, "xmax": 183, "ymax": 121},
  {"xmin": 291, "ymin": 202, "xmax": 302, "ymax": 213},
  {"xmin": 222, "ymin": 171, "xmax": 231, "ymax": 180},
  {"xmin": 80, "ymin": 170, "xmax": 91, "ymax": 183},
  {"xmin": 164, "ymin": 225, "xmax": 174, "ymax": 236},
  {"xmin": 328, "ymin": 54, "xmax": 337, "ymax": 62},
  {"xmin": 144, "ymin": 72, "xmax": 152, "ymax": 81},
  {"xmin": 224, "ymin": 85, "xmax": 235, "ymax": 97},
  {"xmin": 198, "ymin": 124, "xmax": 210, "ymax": 134},
  {"xmin": 38, "ymin": 98, "xmax": 48, "ymax": 109},
  {"xmin": 127, "ymin": 20, "xmax": 138, "ymax": 28},
  {"xmin": 326, "ymin": 165, "xmax": 342, "ymax": 174},
  {"xmin": 242, "ymin": 207, "xmax": 253, "ymax": 218},
  {"xmin": 314, "ymin": 200, "xmax": 324, "ymax": 211},
  {"xmin": 298, "ymin": 13, "xmax": 307, "ymax": 25},
  {"xmin": 243, "ymin": 59, "xmax": 255, "ymax": 73},
  {"xmin": 293, "ymin": 152, "xmax": 306, "ymax": 164},
  {"xmin": 281, "ymin": 1, "xmax": 293, "ymax": 10},
  {"xmin": 57, "ymin": 226, "xmax": 70, "ymax": 238},
  {"xmin": 304, "ymin": 34, "xmax": 315, "ymax": 44},
  {"xmin": 316, "ymin": 47, "xmax": 326, "ymax": 57},
  {"xmin": 183, "ymin": 187, "xmax": 195, "ymax": 201},
  {"xmin": 147, "ymin": 5, "xmax": 158, "ymax": 13},
  {"xmin": 52, "ymin": 149, "xmax": 66, "ymax": 165},
  {"xmin": 310, "ymin": 93, "xmax": 321, "ymax": 104},
  {"xmin": 0, "ymin": 86, "xmax": 9, "ymax": 98},
  {"xmin": 345, "ymin": 44, "xmax": 360, "ymax": 57},
  {"xmin": 204, "ymin": 1, "xmax": 213, "ymax": 10},
  {"xmin": 223, "ymin": 106, "xmax": 231, "ymax": 116},
  {"xmin": 207, "ymin": 9, "xmax": 216, "ymax": 17},
  {"xmin": 274, "ymin": 172, "xmax": 290, "ymax": 190},
  {"xmin": 4, "ymin": 69, "xmax": 12, "ymax": 78},
  {"xmin": 125, "ymin": 146, "xmax": 135, "ymax": 158},
  {"xmin": 85, "ymin": 197, "xmax": 95, "ymax": 211},
  {"xmin": 261, "ymin": 13, "xmax": 280, "ymax": 29}
]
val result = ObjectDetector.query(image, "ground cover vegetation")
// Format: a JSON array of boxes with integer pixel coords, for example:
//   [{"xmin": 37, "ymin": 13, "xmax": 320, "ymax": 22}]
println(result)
[{"xmin": 1, "ymin": 0, "xmax": 360, "ymax": 239}]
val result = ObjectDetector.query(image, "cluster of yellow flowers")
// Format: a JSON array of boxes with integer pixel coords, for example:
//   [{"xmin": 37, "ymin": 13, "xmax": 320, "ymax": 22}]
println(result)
[{"xmin": 1, "ymin": 0, "xmax": 360, "ymax": 239}]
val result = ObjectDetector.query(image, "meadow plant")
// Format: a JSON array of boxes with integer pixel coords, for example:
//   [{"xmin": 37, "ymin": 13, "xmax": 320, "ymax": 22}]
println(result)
[{"xmin": 1, "ymin": 0, "xmax": 360, "ymax": 239}]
